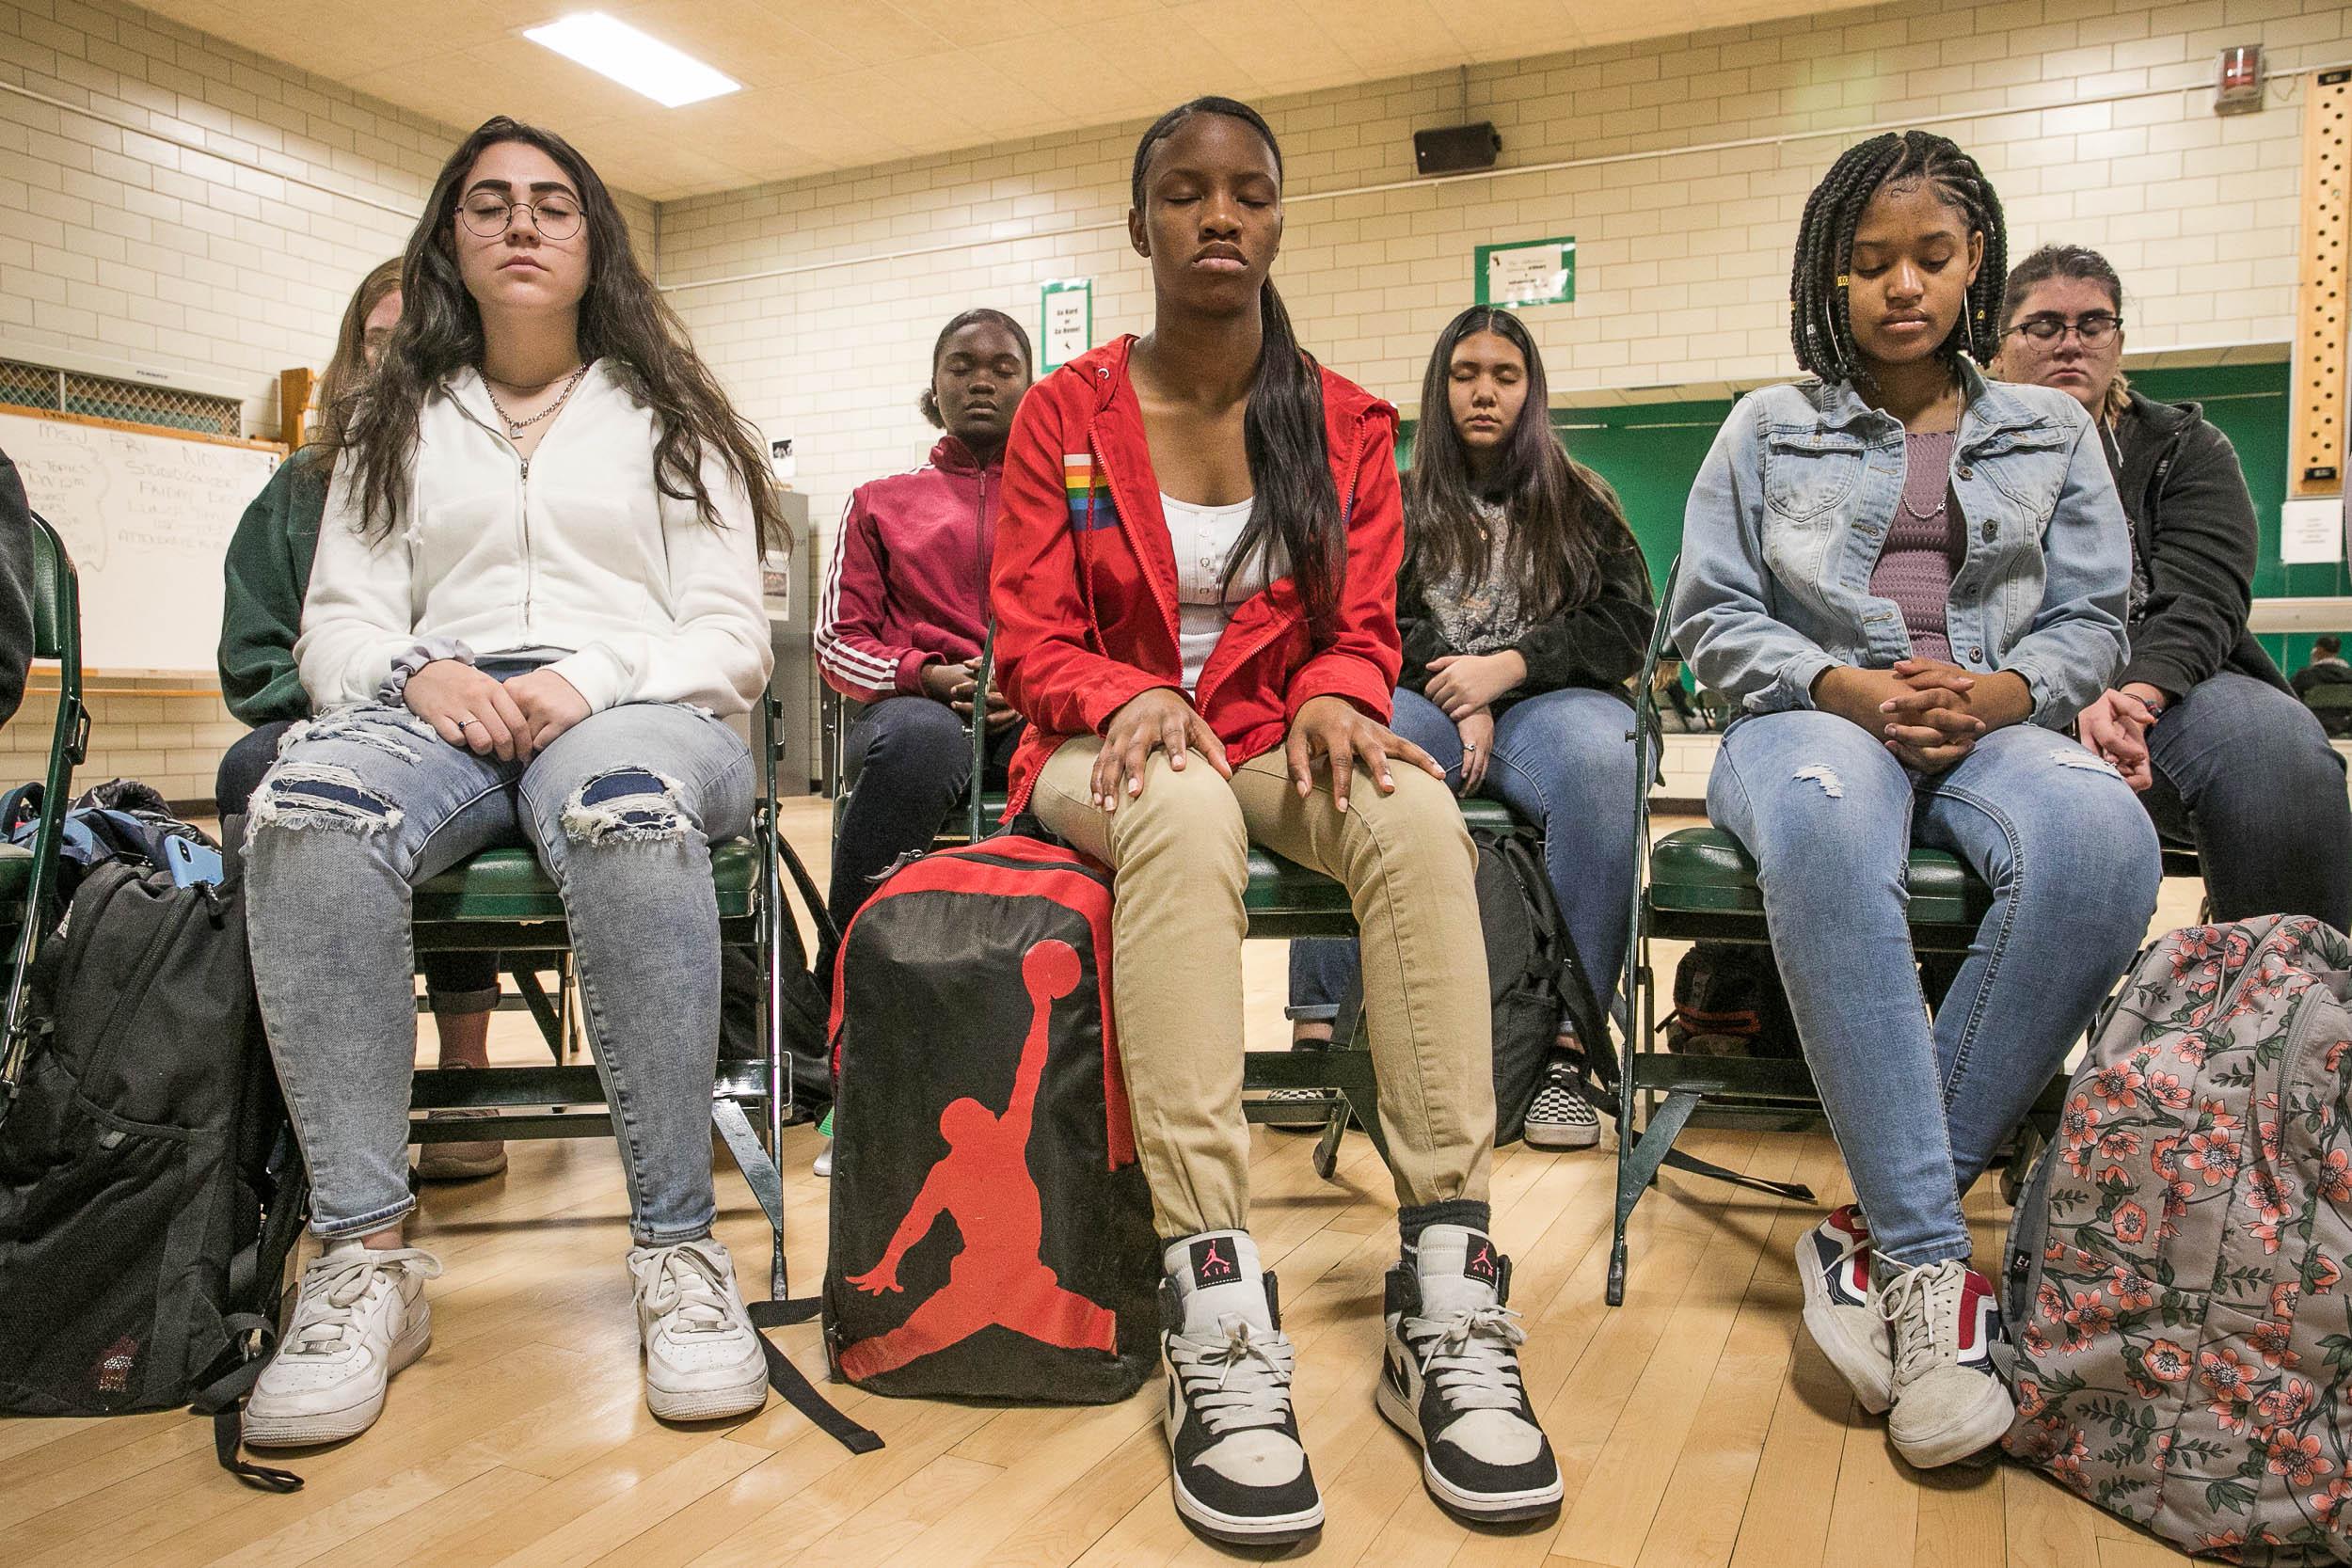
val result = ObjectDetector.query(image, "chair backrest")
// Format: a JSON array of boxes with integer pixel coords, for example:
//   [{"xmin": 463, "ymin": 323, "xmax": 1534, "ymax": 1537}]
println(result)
[
  {"xmin": 27, "ymin": 510, "xmax": 74, "ymax": 664},
  {"xmin": 1, "ymin": 514, "xmax": 84, "ymax": 1102}
]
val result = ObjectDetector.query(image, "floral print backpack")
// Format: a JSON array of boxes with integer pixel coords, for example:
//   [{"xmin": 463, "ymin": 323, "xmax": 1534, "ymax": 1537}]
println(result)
[{"xmin": 2002, "ymin": 915, "xmax": 2352, "ymax": 1563}]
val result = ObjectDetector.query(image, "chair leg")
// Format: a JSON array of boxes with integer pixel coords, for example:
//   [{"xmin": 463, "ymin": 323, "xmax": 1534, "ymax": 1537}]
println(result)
[
  {"xmin": 510, "ymin": 963, "xmax": 564, "ymax": 1061},
  {"xmin": 1610, "ymin": 1087, "xmax": 1706, "ymax": 1307},
  {"xmin": 1314, "ymin": 971, "xmax": 1373, "ymax": 1183},
  {"xmin": 712, "ymin": 1098, "xmax": 787, "ymax": 1296}
]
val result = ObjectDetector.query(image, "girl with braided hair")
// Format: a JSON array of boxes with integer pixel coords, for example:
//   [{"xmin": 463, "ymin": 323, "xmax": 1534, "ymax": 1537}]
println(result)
[{"xmin": 1669, "ymin": 130, "xmax": 2157, "ymax": 1468}]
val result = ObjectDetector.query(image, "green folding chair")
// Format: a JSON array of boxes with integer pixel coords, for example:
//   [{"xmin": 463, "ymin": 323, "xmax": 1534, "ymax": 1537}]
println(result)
[
  {"xmin": 403, "ymin": 667, "xmax": 818, "ymax": 1298},
  {"xmin": 1608, "ymin": 558, "xmax": 2185, "ymax": 1305},
  {"xmin": 0, "ymin": 511, "xmax": 87, "ymax": 1117}
]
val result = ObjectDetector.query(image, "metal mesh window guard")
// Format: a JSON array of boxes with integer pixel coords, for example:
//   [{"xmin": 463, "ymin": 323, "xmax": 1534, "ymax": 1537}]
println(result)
[{"xmin": 0, "ymin": 357, "xmax": 243, "ymax": 438}]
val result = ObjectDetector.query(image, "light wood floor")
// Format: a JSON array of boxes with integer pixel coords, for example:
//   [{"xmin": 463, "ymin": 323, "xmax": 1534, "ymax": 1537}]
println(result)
[{"xmin": 0, "ymin": 803, "xmax": 2211, "ymax": 1568}]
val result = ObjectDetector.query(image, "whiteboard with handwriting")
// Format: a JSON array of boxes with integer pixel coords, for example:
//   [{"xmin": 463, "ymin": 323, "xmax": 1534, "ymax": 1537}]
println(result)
[{"xmin": 0, "ymin": 408, "xmax": 280, "ymax": 674}]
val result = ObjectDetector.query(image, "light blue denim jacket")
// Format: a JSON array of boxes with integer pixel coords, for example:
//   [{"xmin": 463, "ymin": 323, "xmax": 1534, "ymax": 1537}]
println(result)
[{"xmin": 1669, "ymin": 360, "xmax": 2131, "ymax": 730}]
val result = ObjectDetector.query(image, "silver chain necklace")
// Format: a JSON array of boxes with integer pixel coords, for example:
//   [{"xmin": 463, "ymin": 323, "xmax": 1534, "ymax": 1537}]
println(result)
[{"xmin": 484, "ymin": 362, "xmax": 588, "ymax": 437}]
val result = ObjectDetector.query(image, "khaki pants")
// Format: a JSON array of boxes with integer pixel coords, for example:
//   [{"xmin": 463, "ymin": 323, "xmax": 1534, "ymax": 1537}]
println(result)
[{"xmin": 1032, "ymin": 739, "xmax": 1494, "ymax": 1239}]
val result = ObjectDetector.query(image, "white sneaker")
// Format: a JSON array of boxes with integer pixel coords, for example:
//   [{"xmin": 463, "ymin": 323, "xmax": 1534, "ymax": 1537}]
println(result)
[
  {"xmin": 1378, "ymin": 1226, "xmax": 1562, "ymax": 1522},
  {"xmin": 812, "ymin": 1138, "xmax": 833, "ymax": 1179},
  {"xmin": 1877, "ymin": 1258, "xmax": 2013, "ymax": 1468},
  {"xmin": 244, "ymin": 1240, "xmax": 440, "ymax": 1448},
  {"xmin": 628, "ymin": 1237, "xmax": 771, "ymax": 1421},
  {"xmin": 1159, "ymin": 1231, "xmax": 1323, "ymax": 1544},
  {"xmin": 1795, "ymin": 1205, "xmax": 1894, "ymax": 1412}
]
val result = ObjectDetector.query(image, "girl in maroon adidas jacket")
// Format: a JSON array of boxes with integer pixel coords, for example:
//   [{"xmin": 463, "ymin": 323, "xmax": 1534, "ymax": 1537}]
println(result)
[
  {"xmin": 990, "ymin": 96, "xmax": 1561, "ymax": 1544},
  {"xmin": 818, "ymin": 309, "xmax": 1033, "ymax": 936}
]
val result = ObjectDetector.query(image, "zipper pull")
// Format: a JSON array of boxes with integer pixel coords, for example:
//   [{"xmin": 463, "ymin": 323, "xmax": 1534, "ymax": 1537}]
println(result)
[{"xmin": 520, "ymin": 457, "xmax": 530, "ymax": 482}]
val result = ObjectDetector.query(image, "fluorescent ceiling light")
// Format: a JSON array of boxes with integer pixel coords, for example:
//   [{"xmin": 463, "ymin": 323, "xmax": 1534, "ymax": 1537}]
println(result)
[{"xmin": 524, "ymin": 12, "xmax": 741, "ymax": 108}]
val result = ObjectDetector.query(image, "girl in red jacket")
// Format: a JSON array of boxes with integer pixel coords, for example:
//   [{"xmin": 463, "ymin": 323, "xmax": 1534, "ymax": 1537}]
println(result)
[
  {"xmin": 991, "ymin": 96, "xmax": 1560, "ymax": 1544},
  {"xmin": 818, "ymin": 309, "xmax": 1033, "ymax": 939}
]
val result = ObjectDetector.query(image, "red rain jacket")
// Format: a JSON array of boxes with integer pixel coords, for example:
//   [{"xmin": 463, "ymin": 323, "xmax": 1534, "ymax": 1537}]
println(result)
[{"xmin": 989, "ymin": 335, "xmax": 1404, "ymax": 815}]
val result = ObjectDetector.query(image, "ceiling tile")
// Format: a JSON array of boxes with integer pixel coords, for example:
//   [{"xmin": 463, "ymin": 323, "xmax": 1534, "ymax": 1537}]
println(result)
[{"xmin": 131, "ymin": 0, "xmax": 1889, "ymax": 199}]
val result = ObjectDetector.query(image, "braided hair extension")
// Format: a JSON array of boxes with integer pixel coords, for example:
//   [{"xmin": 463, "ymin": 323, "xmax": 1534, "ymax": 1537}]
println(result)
[
  {"xmin": 1130, "ymin": 96, "xmax": 1344, "ymax": 630},
  {"xmin": 1788, "ymin": 130, "xmax": 2008, "ymax": 390}
]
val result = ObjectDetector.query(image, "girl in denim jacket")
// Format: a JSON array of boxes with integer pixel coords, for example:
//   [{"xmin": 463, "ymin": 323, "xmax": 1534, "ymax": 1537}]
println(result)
[{"xmin": 1670, "ymin": 132, "xmax": 2160, "ymax": 1470}]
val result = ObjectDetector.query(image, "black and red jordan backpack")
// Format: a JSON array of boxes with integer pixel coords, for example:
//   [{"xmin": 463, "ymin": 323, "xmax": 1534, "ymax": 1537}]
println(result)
[{"xmin": 822, "ymin": 832, "xmax": 1159, "ymax": 1402}]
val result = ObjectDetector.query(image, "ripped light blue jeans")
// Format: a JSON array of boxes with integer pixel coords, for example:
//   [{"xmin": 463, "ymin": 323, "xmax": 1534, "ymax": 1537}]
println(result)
[
  {"xmin": 1708, "ymin": 713, "xmax": 2159, "ymax": 1267},
  {"xmin": 245, "ymin": 699, "xmax": 753, "ymax": 1243}
]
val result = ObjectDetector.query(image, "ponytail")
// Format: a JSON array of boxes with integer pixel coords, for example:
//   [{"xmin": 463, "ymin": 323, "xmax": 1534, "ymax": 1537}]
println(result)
[
  {"xmin": 1225, "ymin": 279, "xmax": 1343, "ymax": 629},
  {"xmin": 1129, "ymin": 95, "xmax": 1344, "ymax": 633}
]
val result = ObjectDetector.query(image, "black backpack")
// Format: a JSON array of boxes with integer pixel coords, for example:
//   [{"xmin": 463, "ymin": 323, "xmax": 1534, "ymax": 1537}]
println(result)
[
  {"xmin": 1473, "ymin": 826, "xmax": 1612, "ymax": 1145},
  {"xmin": 1663, "ymin": 942, "xmax": 1802, "ymax": 1060},
  {"xmin": 0, "ymin": 849, "xmax": 305, "ymax": 1489},
  {"xmin": 823, "ymin": 830, "xmax": 1158, "ymax": 1403}
]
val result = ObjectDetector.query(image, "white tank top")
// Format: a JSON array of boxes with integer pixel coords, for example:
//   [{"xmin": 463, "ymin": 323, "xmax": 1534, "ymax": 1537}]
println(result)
[{"xmin": 1161, "ymin": 492, "xmax": 1261, "ymax": 695}]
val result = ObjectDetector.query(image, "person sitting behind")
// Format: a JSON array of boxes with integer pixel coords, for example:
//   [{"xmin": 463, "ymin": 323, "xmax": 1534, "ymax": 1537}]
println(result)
[
  {"xmin": 2293, "ymin": 635, "xmax": 2352, "ymax": 697},
  {"xmin": 1992, "ymin": 243, "xmax": 2352, "ymax": 927},
  {"xmin": 814, "ymin": 308, "xmax": 1034, "ymax": 953}
]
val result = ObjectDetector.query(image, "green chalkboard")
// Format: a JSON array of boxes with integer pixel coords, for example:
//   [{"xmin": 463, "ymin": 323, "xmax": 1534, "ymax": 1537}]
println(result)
[{"xmin": 1400, "ymin": 358, "xmax": 2338, "ymax": 670}]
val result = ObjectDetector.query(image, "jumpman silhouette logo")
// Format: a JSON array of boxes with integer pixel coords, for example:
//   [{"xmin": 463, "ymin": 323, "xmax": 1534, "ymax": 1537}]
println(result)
[
  {"xmin": 1467, "ymin": 1239, "xmax": 1499, "ymax": 1286},
  {"xmin": 840, "ymin": 941, "xmax": 1118, "ymax": 1380},
  {"xmin": 1193, "ymin": 1238, "xmax": 1235, "ymax": 1283}
]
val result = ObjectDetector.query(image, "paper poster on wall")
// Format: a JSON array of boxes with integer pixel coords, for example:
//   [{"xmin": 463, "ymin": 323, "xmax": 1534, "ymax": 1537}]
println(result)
[
  {"xmin": 1041, "ymin": 277, "xmax": 1092, "ymax": 371},
  {"xmin": 1475, "ymin": 236, "xmax": 1575, "ymax": 308},
  {"xmin": 2280, "ymin": 495, "xmax": 2347, "ymax": 564}
]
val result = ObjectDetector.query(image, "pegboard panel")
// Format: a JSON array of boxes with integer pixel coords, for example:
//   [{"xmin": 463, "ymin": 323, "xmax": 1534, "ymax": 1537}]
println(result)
[{"xmin": 2293, "ymin": 69, "xmax": 2350, "ymax": 497}]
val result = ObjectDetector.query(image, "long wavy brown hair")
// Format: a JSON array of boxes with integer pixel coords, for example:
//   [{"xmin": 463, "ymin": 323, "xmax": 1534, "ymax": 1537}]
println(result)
[
  {"xmin": 321, "ymin": 116, "xmax": 784, "ymax": 549},
  {"xmin": 309, "ymin": 257, "xmax": 403, "ymax": 457}
]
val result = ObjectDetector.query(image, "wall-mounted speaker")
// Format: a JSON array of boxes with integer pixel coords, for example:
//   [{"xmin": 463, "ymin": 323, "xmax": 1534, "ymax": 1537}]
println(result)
[{"xmin": 1414, "ymin": 122, "xmax": 1502, "ymax": 177}]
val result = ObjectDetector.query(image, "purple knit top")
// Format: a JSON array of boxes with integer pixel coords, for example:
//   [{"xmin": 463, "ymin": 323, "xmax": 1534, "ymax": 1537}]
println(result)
[{"xmin": 1869, "ymin": 432, "xmax": 1961, "ymax": 663}]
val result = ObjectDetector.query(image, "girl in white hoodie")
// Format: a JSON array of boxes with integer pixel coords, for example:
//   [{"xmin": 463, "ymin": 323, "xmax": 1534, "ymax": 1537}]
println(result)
[{"xmin": 241, "ymin": 117, "xmax": 781, "ymax": 1448}]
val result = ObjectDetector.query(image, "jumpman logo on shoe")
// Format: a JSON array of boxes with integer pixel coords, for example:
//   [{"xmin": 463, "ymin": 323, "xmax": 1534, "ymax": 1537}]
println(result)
[
  {"xmin": 1191, "ymin": 1238, "xmax": 1237, "ymax": 1286},
  {"xmin": 839, "ymin": 941, "xmax": 1118, "ymax": 1380},
  {"xmin": 1465, "ymin": 1239, "xmax": 1500, "ymax": 1289}
]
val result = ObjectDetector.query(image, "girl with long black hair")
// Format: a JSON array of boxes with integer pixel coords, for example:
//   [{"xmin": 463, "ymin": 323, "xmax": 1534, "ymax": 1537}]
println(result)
[
  {"xmin": 1290, "ymin": 306, "xmax": 1652, "ymax": 1150},
  {"xmin": 992, "ymin": 97, "xmax": 1560, "ymax": 1544},
  {"xmin": 1671, "ymin": 131, "xmax": 2155, "ymax": 1467},
  {"xmin": 241, "ymin": 117, "xmax": 780, "ymax": 1448}
]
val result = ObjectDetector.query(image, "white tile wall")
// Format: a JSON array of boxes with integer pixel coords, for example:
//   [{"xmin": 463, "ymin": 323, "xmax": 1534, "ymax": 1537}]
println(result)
[
  {"xmin": 657, "ymin": 0, "xmax": 2351, "ymax": 588},
  {"xmin": 5, "ymin": 0, "xmax": 2350, "ymax": 804},
  {"xmin": 0, "ymin": 0, "xmax": 657, "ymax": 802}
]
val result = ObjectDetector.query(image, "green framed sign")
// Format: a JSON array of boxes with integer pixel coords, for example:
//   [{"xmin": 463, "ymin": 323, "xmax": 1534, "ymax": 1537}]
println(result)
[
  {"xmin": 1475, "ymin": 236, "xmax": 1575, "ymax": 308},
  {"xmin": 1041, "ymin": 277, "xmax": 1092, "ymax": 371}
]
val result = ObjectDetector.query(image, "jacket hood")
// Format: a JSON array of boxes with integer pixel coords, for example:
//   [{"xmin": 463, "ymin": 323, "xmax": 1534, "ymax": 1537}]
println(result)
[
  {"xmin": 1054, "ymin": 334, "xmax": 1395, "ymax": 443},
  {"xmin": 2122, "ymin": 388, "xmax": 2201, "ymax": 440}
]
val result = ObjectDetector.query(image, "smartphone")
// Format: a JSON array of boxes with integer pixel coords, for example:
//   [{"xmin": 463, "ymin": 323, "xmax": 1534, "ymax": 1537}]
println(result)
[{"xmin": 164, "ymin": 834, "xmax": 224, "ymax": 888}]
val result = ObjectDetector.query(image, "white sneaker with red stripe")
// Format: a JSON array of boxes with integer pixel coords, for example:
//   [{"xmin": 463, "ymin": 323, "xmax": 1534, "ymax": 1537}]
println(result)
[
  {"xmin": 1874, "ymin": 1257, "xmax": 2011, "ymax": 1469},
  {"xmin": 1795, "ymin": 1205, "xmax": 1892, "ymax": 1412}
]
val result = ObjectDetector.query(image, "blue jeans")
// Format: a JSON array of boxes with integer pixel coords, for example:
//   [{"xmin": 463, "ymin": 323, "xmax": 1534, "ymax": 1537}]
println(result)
[
  {"xmin": 828, "ymin": 695, "xmax": 1021, "ymax": 930},
  {"xmin": 2139, "ymin": 670, "xmax": 2352, "ymax": 929},
  {"xmin": 1290, "ymin": 686, "xmax": 1639, "ymax": 1028},
  {"xmin": 245, "ymin": 701, "xmax": 754, "ymax": 1243},
  {"xmin": 1708, "ymin": 714, "xmax": 2159, "ymax": 1267},
  {"xmin": 218, "ymin": 718, "xmax": 502, "ymax": 1012}
]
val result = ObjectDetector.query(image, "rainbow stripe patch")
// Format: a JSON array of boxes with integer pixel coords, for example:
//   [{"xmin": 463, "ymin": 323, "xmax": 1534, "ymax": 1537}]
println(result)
[{"xmin": 1064, "ymin": 452, "xmax": 1118, "ymax": 532}]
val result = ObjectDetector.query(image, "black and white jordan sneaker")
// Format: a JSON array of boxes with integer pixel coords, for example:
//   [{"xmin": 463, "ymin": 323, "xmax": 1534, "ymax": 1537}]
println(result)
[
  {"xmin": 1378, "ymin": 1225, "xmax": 1563, "ymax": 1523},
  {"xmin": 1158, "ymin": 1230, "xmax": 1323, "ymax": 1545}
]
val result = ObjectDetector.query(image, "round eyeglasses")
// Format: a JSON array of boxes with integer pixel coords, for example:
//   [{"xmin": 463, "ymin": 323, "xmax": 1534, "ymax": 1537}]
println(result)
[{"xmin": 457, "ymin": 194, "xmax": 583, "ymax": 241}]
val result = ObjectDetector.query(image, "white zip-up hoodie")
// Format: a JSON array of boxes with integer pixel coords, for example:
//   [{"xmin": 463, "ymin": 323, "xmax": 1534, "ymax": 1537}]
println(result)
[{"xmin": 297, "ymin": 360, "xmax": 772, "ymax": 718}]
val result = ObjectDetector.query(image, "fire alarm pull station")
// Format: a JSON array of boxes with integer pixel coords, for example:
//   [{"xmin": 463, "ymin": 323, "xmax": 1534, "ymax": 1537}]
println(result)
[{"xmin": 2217, "ymin": 45, "xmax": 2265, "ymax": 114}]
